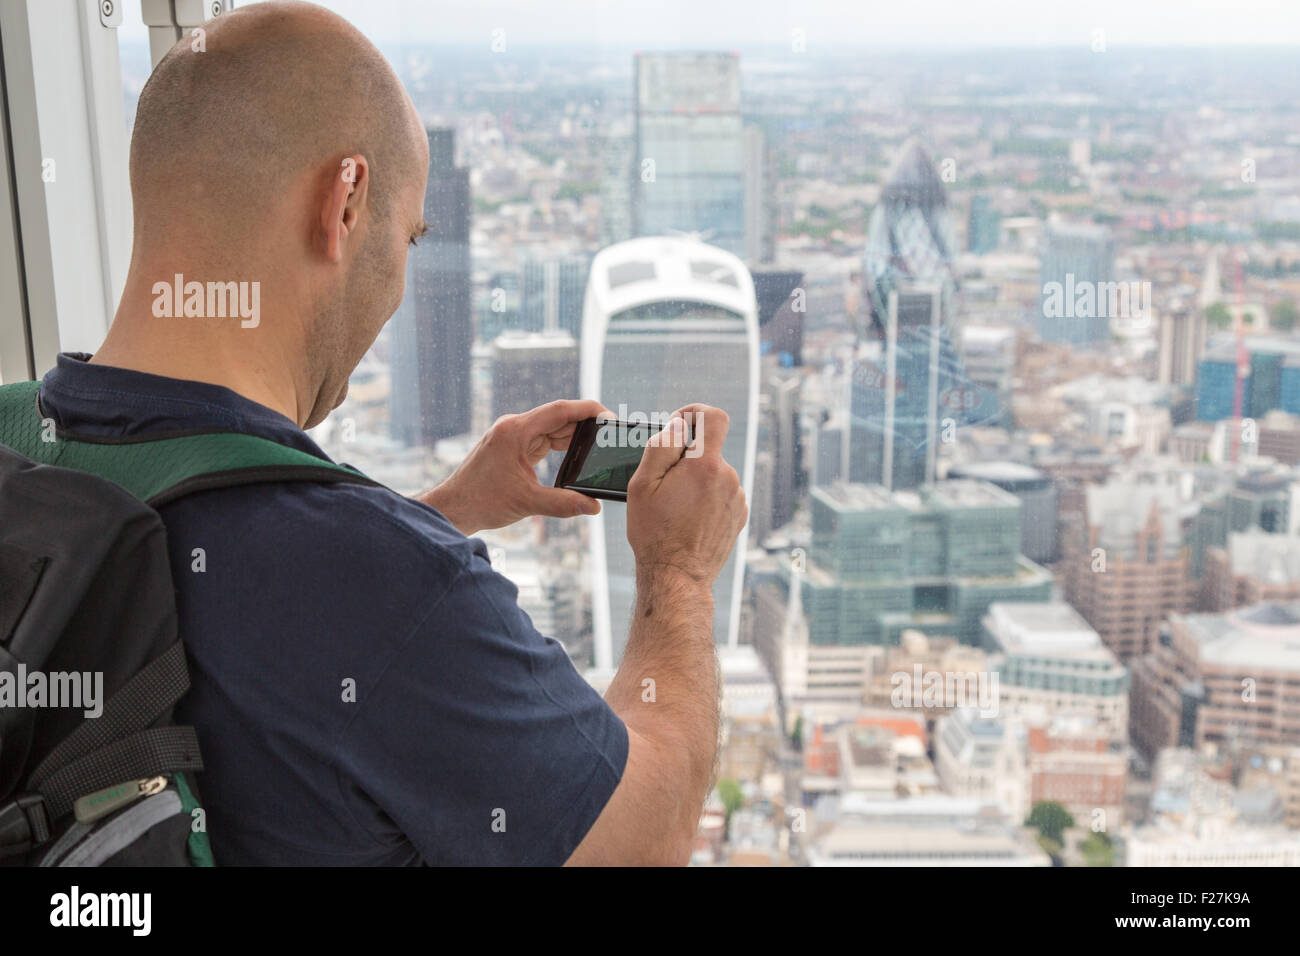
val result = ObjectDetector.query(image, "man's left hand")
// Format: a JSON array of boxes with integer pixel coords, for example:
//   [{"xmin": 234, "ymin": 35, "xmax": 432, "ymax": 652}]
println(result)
[{"xmin": 416, "ymin": 399, "xmax": 610, "ymax": 536}]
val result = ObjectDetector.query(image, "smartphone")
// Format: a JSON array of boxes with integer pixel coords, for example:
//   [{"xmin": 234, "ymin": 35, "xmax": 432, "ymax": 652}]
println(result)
[{"xmin": 555, "ymin": 417, "xmax": 692, "ymax": 502}]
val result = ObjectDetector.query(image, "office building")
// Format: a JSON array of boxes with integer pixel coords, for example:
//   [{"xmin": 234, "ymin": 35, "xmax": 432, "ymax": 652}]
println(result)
[
  {"xmin": 967, "ymin": 193, "xmax": 1001, "ymax": 254},
  {"xmin": 806, "ymin": 793, "xmax": 1051, "ymax": 867},
  {"xmin": 982, "ymin": 601, "xmax": 1130, "ymax": 729},
  {"xmin": 1026, "ymin": 713, "xmax": 1128, "ymax": 829},
  {"xmin": 1197, "ymin": 333, "xmax": 1300, "ymax": 423},
  {"xmin": 948, "ymin": 461, "xmax": 1058, "ymax": 564},
  {"xmin": 1065, "ymin": 479, "xmax": 1192, "ymax": 663},
  {"xmin": 792, "ymin": 480, "xmax": 1052, "ymax": 648},
  {"xmin": 751, "ymin": 268, "xmax": 805, "ymax": 367},
  {"xmin": 743, "ymin": 124, "xmax": 775, "ymax": 264},
  {"xmin": 1131, "ymin": 602, "xmax": 1300, "ymax": 757},
  {"xmin": 390, "ymin": 127, "xmax": 472, "ymax": 446},
  {"xmin": 632, "ymin": 53, "xmax": 745, "ymax": 256},
  {"xmin": 1037, "ymin": 221, "xmax": 1115, "ymax": 347},
  {"xmin": 1201, "ymin": 530, "xmax": 1300, "ymax": 613},
  {"xmin": 581, "ymin": 236, "xmax": 759, "ymax": 669},
  {"xmin": 490, "ymin": 331, "xmax": 579, "ymax": 419},
  {"xmin": 1158, "ymin": 298, "xmax": 1207, "ymax": 387}
]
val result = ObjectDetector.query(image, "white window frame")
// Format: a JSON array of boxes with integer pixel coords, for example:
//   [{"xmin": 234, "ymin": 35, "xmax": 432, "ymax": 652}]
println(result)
[{"xmin": 0, "ymin": 0, "xmax": 226, "ymax": 383}]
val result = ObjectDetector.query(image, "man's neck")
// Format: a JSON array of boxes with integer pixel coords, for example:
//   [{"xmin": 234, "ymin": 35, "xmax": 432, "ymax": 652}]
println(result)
[{"xmin": 92, "ymin": 268, "xmax": 315, "ymax": 427}]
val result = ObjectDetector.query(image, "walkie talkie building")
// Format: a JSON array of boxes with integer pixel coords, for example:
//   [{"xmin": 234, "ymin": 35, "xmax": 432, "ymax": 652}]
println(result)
[{"xmin": 581, "ymin": 237, "xmax": 759, "ymax": 672}]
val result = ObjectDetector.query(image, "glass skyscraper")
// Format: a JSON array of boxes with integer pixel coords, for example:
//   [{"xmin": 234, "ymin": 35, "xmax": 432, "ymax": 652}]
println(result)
[
  {"xmin": 390, "ymin": 127, "xmax": 472, "ymax": 446},
  {"xmin": 851, "ymin": 138, "xmax": 997, "ymax": 489},
  {"xmin": 632, "ymin": 53, "xmax": 745, "ymax": 257}
]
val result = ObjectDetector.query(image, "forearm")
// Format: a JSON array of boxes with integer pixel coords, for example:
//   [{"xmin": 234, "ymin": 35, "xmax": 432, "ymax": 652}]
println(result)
[{"xmin": 604, "ymin": 567, "xmax": 720, "ymax": 848}]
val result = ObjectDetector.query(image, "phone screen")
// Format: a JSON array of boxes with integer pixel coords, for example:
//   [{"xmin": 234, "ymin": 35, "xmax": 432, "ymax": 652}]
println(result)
[{"xmin": 568, "ymin": 420, "xmax": 662, "ymax": 495}]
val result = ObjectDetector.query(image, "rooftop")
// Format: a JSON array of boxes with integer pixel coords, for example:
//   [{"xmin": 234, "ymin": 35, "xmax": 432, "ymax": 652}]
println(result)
[{"xmin": 1178, "ymin": 602, "xmax": 1300, "ymax": 672}]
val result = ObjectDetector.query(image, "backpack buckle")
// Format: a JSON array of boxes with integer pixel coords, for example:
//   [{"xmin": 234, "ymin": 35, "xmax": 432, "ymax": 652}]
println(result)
[{"xmin": 0, "ymin": 792, "xmax": 49, "ymax": 858}]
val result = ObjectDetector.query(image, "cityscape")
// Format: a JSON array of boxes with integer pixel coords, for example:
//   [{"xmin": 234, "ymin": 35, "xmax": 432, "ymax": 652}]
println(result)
[{"xmin": 119, "ymin": 10, "xmax": 1300, "ymax": 866}]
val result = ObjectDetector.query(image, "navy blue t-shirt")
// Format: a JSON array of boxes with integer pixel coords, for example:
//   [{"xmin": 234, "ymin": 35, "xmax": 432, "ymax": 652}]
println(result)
[{"xmin": 39, "ymin": 353, "xmax": 628, "ymax": 865}]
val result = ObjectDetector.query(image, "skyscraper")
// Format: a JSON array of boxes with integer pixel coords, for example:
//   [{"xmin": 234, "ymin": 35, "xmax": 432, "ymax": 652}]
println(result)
[
  {"xmin": 581, "ymin": 236, "xmax": 759, "ymax": 670},
  {"xmin": 743, "ymin": 123, "xmax": 775, "ymax": 264},
  {"xmin": 967, "ymin": 193, "xmax": 1001, "ymax": 254},
  {"xmin": 632, "ymin": 53, "xmax": 745, "ymax": 257},
  {"xmin": 1158, "ymin": 298, "xmax": 1207, "ymax": 387},
  {"xmin": 390, "ymin": 127, "xmax": 472, "ymax": 447},
  {"xmin": 1037, "ymin": 221, "xmax": 1115, "ymax": 347},
  {"xmin": 852, "ymin": 138, "xmax": 995, "ymax": 489}
]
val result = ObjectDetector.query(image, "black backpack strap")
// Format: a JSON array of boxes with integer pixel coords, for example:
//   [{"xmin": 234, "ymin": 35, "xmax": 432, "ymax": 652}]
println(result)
[
  {"xmin": 27, "ymin": 641, "xmax": 191, "ymax": 792},
  {"xmin": 33, "ymin": 726, "xmax": 204, "ymax": 819}
]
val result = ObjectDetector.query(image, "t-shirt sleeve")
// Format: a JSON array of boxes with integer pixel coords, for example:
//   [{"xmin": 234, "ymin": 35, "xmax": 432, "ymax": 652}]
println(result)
[{"xmin": 334, "ymin": 547, "xmax": 629, "ymax": 865}]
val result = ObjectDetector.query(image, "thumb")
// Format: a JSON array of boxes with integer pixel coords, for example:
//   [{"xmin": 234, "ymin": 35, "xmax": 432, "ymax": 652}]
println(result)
[
  {"xmin": 635, "ymin": 415, "xmax": 688, "ymax": 484},
  {"xmin": 532, "ymin": 485, "xmax": 601, "ymax": 518}
]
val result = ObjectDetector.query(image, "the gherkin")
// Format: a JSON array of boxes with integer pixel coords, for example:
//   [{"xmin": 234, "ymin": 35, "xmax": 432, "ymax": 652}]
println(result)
[{"xmin": 850, "ymin": 138, "xmax": 998, "ymax": 490}]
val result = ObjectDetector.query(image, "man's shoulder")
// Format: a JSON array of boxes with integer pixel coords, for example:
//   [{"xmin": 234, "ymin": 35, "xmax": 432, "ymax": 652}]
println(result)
[{"xmin": 162, "ymin": 474, "xmax": 484, "ymax": 582}]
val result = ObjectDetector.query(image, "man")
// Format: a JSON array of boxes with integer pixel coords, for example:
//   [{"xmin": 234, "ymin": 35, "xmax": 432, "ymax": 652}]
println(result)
[{"xmin": 44, "ymin": 1, "xmax": 746, "ymax": 865}]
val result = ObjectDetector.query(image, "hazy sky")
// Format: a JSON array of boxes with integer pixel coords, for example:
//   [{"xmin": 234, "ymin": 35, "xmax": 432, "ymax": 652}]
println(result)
[{"xmin": 117, "ymin": 0, "xmax": 1300, "ymax": 49}]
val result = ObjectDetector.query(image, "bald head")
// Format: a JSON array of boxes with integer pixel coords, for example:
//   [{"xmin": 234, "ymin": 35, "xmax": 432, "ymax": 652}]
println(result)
[
  {"xmin": 130, "ymin": 1, "xmax": 424, "ymax": 240},
  {"xmin": 99, "ymin": 2, "xmax": 432, "ymax": 429}
]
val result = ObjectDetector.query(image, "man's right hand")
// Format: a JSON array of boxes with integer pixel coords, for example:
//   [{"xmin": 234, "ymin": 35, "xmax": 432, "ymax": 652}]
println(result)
[{"xmin": 625, "ymin": 404, "xmax": 748, "ymax": 587}]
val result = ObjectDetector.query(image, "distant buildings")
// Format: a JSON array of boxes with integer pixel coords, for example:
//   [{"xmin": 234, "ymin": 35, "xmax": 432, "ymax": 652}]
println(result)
[
  {"xmin": 967, "ymin": 193, "xmax": 1001, "ymax": 254},
  {"xmin": 1197, "ymin": 333, "xmax": 1300, "ymax": 423},
  {"xmin": 1201, "ymin": 530, "xmax": 1300, "ymax": 613},
  {"xmin": 1065, "ymin": 478, "xmax": 1192, "ymax": 663},
  {"xmin": 982, "ymin": 601, "xmax": 1130, "ymax": 730},
  {"xmin": 783, "ymin": 480, "xmax": 1051, "ymax": 649},
  {"xmin": 632, "ymin": 53, "xmax": 745, "ymax": 256},
  {"xmin": 933, "ymin": 707, "xmax": 1029, "ymax": 822},
  {"xmin": 1130, "ymin": 602, "xmax": 1300, "ymax": 757},
  {"xmin": 1026, "ymin": 713, "xmax": 1128, "ymax": 829},
  {"xmin": 750, "ymin": 268, "xmax": 805, "ymax": 367},
  {"xmin": 743, "ymin": 124, "xmax": 775, "ymax": 264},
  {"xmin": 806, "ymin": 793, "xmax": 1050, "ymax": 867},
  {"xmin": 948, "ymin": 461, "xmax": 1058, "ymax": 565},
  {"xmin": 1037, "ymin": 221, "xmax": 1115, "ymax": 347},
  {"xmin": 754, "ymin": 364, "xmax": 802, "ymax": 539},
  {"xmin": 390, "ymin": 127, "xmax": 472, "ymax": 446},
  {"xmin": 1125, "ymin": 748, "xmax": 1300, "ymax": 866},
  {"xmin": 1158, "ymin": 298, "xmax": 1207, "ymax": 388},
  {"xmin": 490, "ymin": 331, "xmax": 578, "ymax": 419}
]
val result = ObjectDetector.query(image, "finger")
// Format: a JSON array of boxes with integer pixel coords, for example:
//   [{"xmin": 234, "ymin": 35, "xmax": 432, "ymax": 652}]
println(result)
[
  {"xmin": 530, "ymin": 485, "xmax": 601, "ymax": 518},
  {"xmin": 671, "ymin": 403, "xmax": 730, "ymax": 457},
  {"xmin": 520, "ymin": 399, "xmax": 612, "ymax": 437},
  {"xmin": 633, "ymin": 413, "xmax": 689, "ymax": 485}
]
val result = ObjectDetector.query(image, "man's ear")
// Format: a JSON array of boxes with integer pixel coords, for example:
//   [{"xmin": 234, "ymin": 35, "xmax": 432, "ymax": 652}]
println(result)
[{"xmin": 320, "ymin": 154, "xmax": 370, "ymax": 264}]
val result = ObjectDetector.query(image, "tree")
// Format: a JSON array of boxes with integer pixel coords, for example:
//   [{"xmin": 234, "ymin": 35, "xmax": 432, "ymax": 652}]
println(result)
[
  {"xmin": 716, "ymin": 778, "xmax": 744, "ymax": 839},
  {"xmin": 1080, "ymin": 832, "xmax": 1116, "ymax": 867},
  {"xmin": 791, "ymin": 715, "xmax": 804, "ymax": 751},
  {"xmin": 1205, "ymin": 301, "xmax": 1231, "ymax": 330},
  {"xmin": 1272, "ymin": 299, "xmax": 1299, "ymax": 333},
  {"xmin": 1026, "ymin": 800, "xmax": 1075, "ymax": 845}
]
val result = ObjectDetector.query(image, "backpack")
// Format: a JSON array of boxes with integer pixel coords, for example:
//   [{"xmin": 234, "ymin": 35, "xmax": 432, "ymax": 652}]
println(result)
[{"xmin": 0, "ymin": 378, "xmax": 379, "ymax": 865}]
